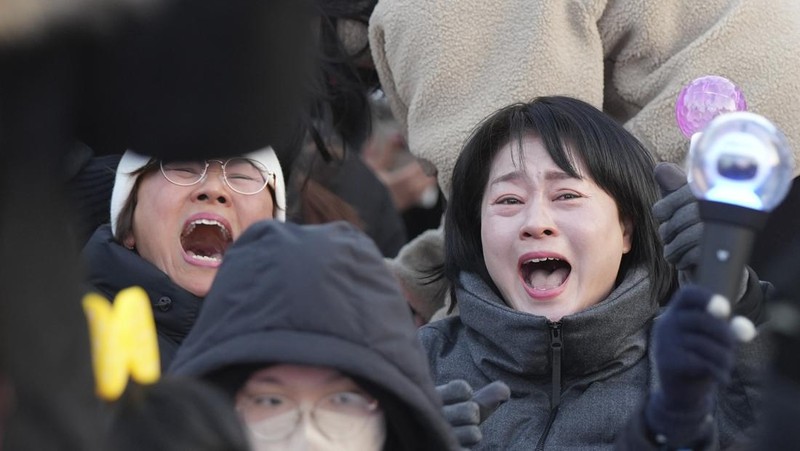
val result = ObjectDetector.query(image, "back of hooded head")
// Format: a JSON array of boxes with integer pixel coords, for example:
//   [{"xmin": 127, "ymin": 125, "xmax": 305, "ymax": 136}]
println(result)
[{"xmin": 169, "ymin": 220, "xmax": 459, "ymax": 451}]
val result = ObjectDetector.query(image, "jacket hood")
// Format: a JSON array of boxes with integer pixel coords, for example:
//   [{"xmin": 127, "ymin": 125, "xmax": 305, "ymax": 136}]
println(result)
[{"xmin": 169, "ymin": 220, "xmax": 458, "ymax": 450}]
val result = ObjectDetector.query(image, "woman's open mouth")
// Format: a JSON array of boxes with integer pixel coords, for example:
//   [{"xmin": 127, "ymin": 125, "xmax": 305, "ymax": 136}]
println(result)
[
  {"xmin": 180, "ymin": 218, "xmax": 233, "ymax": 267},
  {"xmin": 520, "ymin": 257, "xmax": 571, "ymax": 292}
]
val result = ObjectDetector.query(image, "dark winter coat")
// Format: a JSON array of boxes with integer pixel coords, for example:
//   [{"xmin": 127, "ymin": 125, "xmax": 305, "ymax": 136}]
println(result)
[
  {"xmin": 82, "ymin": 224, "xmax": 203, "ymax": 370},
  {"xmin": 421, "ymin": 268, "xmax": 768, "ymax": 450}
]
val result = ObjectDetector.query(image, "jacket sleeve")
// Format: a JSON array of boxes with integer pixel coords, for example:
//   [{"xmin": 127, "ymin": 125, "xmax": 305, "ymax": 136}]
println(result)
[
  {"xmin": 369, "ymin": 0, "xmax": 607, "ymax": 198},
  {"xmin": 599, "ymin": 0, "xmax": 800, "ymax": 174},
  {"xmin": 629, "ymin": 299, "xmax": 769, "ymax": 451},
  {"xmin": 384, "ymin": 226, "xmax": 449, "ymax": 323},
  {"xmin": 731, "ymin": 266, "xmax": 773, "ymax": 326},
  {"xmin": 715, "ymin": 322, "xmax": 771, "ymax": 449},
  {"xmin": 417, "ymin": 322, "xmax": 451, "ymax": 382}
]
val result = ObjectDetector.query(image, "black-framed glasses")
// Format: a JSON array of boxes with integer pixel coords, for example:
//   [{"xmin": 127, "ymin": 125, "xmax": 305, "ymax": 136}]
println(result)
[
  {"xmin": 159, "ymin": 158, "xmax": 275, "ymax": 195},
  {"xmin": 237, "ymin": 391, "xmax": 380, "ymax": 442}
]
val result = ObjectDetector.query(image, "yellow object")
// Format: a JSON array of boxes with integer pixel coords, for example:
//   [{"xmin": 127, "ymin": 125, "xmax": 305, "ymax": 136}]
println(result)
[{"xmin": 82, "ymin": 287, "xmax": 160, "ymax": 400}]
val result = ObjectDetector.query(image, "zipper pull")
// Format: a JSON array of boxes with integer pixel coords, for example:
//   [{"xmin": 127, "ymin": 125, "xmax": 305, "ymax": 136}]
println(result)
[{"xmin": 549, "ymin": 321, "xmax": 562, "ymax": 409}]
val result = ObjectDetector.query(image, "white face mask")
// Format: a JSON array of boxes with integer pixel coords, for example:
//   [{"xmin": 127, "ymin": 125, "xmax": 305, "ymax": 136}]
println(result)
[{"xmin": 246, "ymin": 405, "xmax": 386, "ymax": 451}]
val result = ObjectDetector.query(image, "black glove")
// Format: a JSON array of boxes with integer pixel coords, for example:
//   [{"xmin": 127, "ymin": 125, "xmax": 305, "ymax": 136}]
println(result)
[
  {"xmin": 646, "ymin": 285, "xmax": 745, "ymax": 447},
  {"xmin": 435, "ymin": 379, "xmax": 510, "ymax": 449},
  {"xmin": 653, "ymin": 162, "xmax": 755, "ymax": 306},
  {"xmin": 652, "ymin": 162, "xmax": 702, "ymax": 277}
]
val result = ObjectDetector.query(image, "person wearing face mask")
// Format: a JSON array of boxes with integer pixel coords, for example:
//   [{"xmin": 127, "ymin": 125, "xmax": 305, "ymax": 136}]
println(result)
[
  {"xmin": 81, "ymin": 148, "xmax": 286, "ymax": 369},
  {"xmin": 233, "ymin": 365, "xmax": 386, "ymax": 451},
  {"xmin": 168, "ymin": 220, "xmax": 460, "ymax": 451},
  {"xmin": 425, "ymin": 97, "xmax": 770, "ymax": 450}
]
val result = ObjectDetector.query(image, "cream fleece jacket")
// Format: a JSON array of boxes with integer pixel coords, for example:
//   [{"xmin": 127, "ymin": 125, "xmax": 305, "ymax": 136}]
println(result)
[
  {"xmin": 370, "ymin": 0, "xmax": 800, "ymax": 196},
  {"xmin": 370, "ymin": 0, "xmax": 800, "ymax": 318}
]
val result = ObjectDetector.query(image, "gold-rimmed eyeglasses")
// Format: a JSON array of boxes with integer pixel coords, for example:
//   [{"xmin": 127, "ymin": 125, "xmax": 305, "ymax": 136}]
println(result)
[{"xmin": 159, "ymin": 158, "xmax": 275, "ymax": 195}]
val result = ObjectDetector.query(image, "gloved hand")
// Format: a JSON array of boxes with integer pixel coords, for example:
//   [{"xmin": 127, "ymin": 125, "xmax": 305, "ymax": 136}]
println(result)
[
  {"xmin": 652, "ymin": 162, "xmax": 702, "ymax": 279},
  {"xmin": 653, "ymin": 162, "xmax": 752, "ymax": 302},
  {"xmin": 646, "ymin": 285, "xmax": 755, "ymax": 447},
  {"xmin": 435, "ymin": 379, "xmax": 510, "ymax": 449}
]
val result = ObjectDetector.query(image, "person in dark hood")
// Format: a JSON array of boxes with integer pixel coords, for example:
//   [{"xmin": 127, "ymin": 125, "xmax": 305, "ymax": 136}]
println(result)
[{"xmin": 168, "ymin": 220, "xmax": 460, "ymax": 451}]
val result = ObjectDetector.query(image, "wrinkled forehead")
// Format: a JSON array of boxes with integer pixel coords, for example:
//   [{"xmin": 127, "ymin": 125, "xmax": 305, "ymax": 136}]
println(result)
[{"xmin": 499, "ymin": 132, "xmax": 588, "ymax": 179}]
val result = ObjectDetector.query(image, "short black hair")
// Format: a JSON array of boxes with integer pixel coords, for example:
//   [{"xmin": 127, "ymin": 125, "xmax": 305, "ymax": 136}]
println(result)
[{"xmin": 444, "ymin": 96, "xmax": 674, "ymax": 309}]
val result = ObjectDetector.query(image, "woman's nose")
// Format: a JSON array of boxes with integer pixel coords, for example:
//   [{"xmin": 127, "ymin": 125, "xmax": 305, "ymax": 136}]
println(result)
[
  {"xmin": 289, "ymin": 415, "xmax": 328, "ymax": 450},
  {"xmin": 192, "ymin": 167, "xmax": 230, "ymax": 204},
  {"xmin": 519, "ymin": 201, "xmax": 557, "ymax": 239}
]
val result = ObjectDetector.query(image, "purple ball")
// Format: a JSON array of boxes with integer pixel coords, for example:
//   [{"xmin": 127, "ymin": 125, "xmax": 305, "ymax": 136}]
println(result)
[{"xmin": 675, "ymin": 75, "xmax": 747, "ymax": 138}]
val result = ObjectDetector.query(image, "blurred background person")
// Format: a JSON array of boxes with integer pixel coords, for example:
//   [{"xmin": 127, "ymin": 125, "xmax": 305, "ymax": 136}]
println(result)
[
  {"xmin": 363, "ymin": 92, "xmax": 443, "ymax": 242},
  {"xmin": 286, "ymin": 0, "xmax": 408, "ymax": 258}
]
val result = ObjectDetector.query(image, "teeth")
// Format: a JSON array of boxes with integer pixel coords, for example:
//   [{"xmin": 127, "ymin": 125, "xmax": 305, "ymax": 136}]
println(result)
[
  {"xmin": 523, "ymin": 256, "xmax": 570, "ymax": 290},
  {"xmin": 524, "ymin": 257, "xmax": 561, "ymax": 264},
  {"xmin": 188, "ymin": 251, "xmax": 222, "ymax": 262},
  {"xmin": 185, "ymin": 218, "xmax": 231, "ymax": 240}
]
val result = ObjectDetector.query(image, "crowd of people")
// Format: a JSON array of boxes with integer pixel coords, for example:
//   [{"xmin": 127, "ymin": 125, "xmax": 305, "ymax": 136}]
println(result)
[{"xmin": 2, "ymin": 0, "xmax": 800, "ymax": 450}]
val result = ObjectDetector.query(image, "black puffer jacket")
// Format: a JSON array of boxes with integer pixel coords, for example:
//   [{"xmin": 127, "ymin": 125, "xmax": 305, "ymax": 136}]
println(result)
[
  {"xmin": 168, "ymin": 220, "xmax": 459, "ymax": 451},
  {"xmin": 82, "ymin": 224, "xmax": 203, "ymax": 370}
]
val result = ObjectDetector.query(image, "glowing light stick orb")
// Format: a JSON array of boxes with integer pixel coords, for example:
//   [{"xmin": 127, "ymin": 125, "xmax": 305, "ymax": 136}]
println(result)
[
  {"xmin": 688, "ymin": 112, "xmax": 793, "ymax": 212},
  {"xmin": 676, "ymin": 75, "xmax": 748, "ymax": 138}
]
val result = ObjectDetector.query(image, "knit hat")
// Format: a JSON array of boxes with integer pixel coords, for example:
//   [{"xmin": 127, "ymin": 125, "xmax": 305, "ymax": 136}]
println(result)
[{"xmin": 110, "ymin": 147, "xmax": 286, "ymax": 235}]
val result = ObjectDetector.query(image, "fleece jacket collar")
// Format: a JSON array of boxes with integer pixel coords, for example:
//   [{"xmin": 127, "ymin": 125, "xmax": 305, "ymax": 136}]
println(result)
[{"xmin": 456, "ymin": 267, "xmax": 656, "ymax": 391}]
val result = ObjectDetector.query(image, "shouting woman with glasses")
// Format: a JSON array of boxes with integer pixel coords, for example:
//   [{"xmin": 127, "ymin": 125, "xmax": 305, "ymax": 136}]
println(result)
[
  {"xmin": 82, "ymin": 147, "xmax": 286, "ymax": 369},
  {"xmin": 169, "ymin": 220, "xmax": 460, "ymax": 451}
]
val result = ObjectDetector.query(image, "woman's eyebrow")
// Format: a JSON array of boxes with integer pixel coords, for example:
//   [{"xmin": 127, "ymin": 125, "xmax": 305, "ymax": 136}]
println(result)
[
  {"xmin": 489, "ymin": 169, "xmax": 575, "ymax": 187},
  {"xmin": 545, "ymin": 170, "xmax": 578, "ymax": 181},
  {"xmin": 488, "ymin": 170, "xmax": 526, "ymax": 187}
]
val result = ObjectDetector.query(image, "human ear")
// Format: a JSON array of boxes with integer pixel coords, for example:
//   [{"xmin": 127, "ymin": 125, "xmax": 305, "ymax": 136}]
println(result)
[
  {"xmin": 123, "ymin": 234, "xmax": 135, "ymax": 250},
  {"xmin": 621, "ymin": 218, "xmax": 633, "ymax": 254}
]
